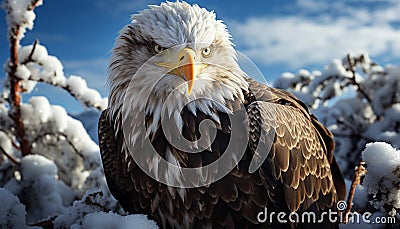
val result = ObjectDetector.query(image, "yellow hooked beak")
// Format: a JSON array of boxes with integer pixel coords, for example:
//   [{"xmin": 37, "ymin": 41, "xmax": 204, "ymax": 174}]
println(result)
[{"xmin": 156, "ymin": 48, "xmax": 206, "ymax": 95}]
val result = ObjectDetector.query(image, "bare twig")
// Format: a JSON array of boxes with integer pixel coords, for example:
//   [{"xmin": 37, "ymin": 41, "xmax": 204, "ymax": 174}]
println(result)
[
  {"xmin": 84, "ymin": 191, "xmax": 109, "ymax": 212},
  {"xmin": 0, "ymin": 145, "xmax": 20, "ymax": 165},
  {"xmin": 343, "ymin": 160, "xmax": 366, "ymax": 223},
  {"xmin": 29, "ymin": 215, "xmax": 56, "ymax": 229},
  {"xmin": 21, "ymin": 39, "xmax": 39, "ymax": 65},
  {"xmin": 346, "ymin": 54, "xmax": 372, "ymax": 103},
  {"xmin": 27, "ymin": 0, "xmax": 42, "ymax": 11}
]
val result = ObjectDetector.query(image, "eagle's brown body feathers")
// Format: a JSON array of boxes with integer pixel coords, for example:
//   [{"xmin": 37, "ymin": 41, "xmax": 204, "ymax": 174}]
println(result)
[
  {"xmin": 99, "ymin": 78, "xmax": 346, "ymax": 228},
  {"xmin": 99, "ymin": 2, "xmax": 346, "ymax": 228}
]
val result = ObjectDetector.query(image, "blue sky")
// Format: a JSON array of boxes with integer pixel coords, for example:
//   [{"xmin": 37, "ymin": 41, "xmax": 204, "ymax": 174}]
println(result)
[{"xmin": 1, "ymin": 0, "xmax": 399, "ymax": 113}]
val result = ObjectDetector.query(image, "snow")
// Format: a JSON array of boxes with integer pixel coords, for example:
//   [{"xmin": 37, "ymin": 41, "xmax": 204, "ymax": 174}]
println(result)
[
  {"xmin": 67, "ymin": 76, "xmax": 108, "ymax": 110},
  {"xmin": 362, "ymin": 142, "xmax": 400, "ymax": 215},
  {"xmin": 41, "ymin": 55, "xmax": 64, "ymax": 78},
  {"xmin": 19, "ymin": 44, "xmax": 48, "ymax": 63},
  {"xmin": 0, "ymin": 93, "xmax": 141, "ymax": 227},
  {"xmin": 52, "ymin": 190, "xmax": 118, "ymax": 228},
  {"xmin": 2, "ymin": 0, "xmax": 43, "ymax": 41},
  {"xmin": 67, "ymin": 76, "xmax": 87, "ymax": 95},
  {"xmin": 18, "ymin": 44, "xmax": 65, "ymax": 86},
  {"xmin": 15, "ymin": 65, "xmax": 30, "ymax": 80},
  {"xmin": 20, "ymin": 154, "xmax": 57, "ymax": 181},
  {"xmin": 15, "ymin": 43, "xmax": 108, "ymax": 109},
  {"xmin": 276, "ymin": 53, "xmax": 400, "ymax": 181},
  {"xmin": 19, "ymin": 96, "xmax": 102, "ymax": 185},
  {"xmin": 79, "ymin": 212, "xmax": 158, "ymax": 229},
  {"xmin": 0, "ymin": 188, "xmax": 38, "ymax": 229},
  {"xmin": 0, "ymin": 132, "xmax": 12, "ymax": 158},
  {"xmin": 12, "ymin": 155, "xmax": 73, "ymax": 223},
  {"xmin": 364, "ymin": 108, "xmax": 400, "ymax": 148}
]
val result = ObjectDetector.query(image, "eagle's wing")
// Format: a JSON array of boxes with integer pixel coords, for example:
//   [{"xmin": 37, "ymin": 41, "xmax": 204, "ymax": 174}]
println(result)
[
  {"xmin": 246, "ymin": 78, "xmax": 346, "ymax": 213},
  {"xmin": 98, "ymin": 109, "xmax": 136, "ymax": 212}
]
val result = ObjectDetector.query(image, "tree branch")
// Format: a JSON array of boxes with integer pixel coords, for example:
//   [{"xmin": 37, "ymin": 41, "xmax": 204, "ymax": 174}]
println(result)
[
  {"xmin": 8, "ymin": 26, "xmax": 30, "ymax": 156},
  {"xmin": 18, "ymin": 40, "xmax": 105, "ymax": 111},
  {"xmin": 0, "ymin": 145, "xmax": 20, "ymax": 165},
  {"xmin": 21, "ymin": 39, "xmax": 39, "ymax": 65},
  {"xmin": 26, "ymin": 75, "xmax": 105, "ymax": 111},
  {"xmin": 344, "ymin": 160, "xmax": 366, "ymax": 223},
  {"xmin": 7, "ymin": 0, "xmax": 44, "ymax": 156},
  {"xmin": 346, "ymin": 54, "xmax": 372, "ymax": 104},
  {"xmin": 29, "ymin": 215, "xmax": 56, "ymax": 229}
]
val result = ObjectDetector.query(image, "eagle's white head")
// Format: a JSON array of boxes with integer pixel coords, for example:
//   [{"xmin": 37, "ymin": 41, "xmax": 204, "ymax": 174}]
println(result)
[{"xmin": 108, "ymin": 1, "xmax": 248, "ymax": 137}]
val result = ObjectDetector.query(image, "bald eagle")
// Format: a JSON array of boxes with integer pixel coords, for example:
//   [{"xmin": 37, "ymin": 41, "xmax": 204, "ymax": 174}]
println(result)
[{"xmin": 99, "ymin": 1, "xmax": 346, "ymax": 228}]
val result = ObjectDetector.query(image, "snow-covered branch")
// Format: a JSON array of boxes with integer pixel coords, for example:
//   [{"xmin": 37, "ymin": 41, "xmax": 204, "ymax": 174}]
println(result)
[
  {"xmin": 16, "ymin": 41, "xmax": 108, "ymax": 110},
  {"xmin": 2, "ymin": 0, "xmax": 107, "ymax": 157},
  {"xmin": 2, "ymin": 0, "xmax": 42, "ymax": 156}
]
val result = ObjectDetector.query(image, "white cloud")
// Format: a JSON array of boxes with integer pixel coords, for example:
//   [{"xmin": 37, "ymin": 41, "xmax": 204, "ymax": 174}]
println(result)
[
  {"xmin": 295, "ymin": 0, "xmax": 335, "ymax": 12},
  {"xmin": 229, "ymin": 0, "xmax": 400, "ymax": 68},
  {"xmin": 89, "ymin": 0, "xmax": 160, "ymax": 16}
]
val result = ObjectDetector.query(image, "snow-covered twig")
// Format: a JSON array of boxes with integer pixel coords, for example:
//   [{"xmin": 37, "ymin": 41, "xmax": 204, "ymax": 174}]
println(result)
[
  {"xmin": 17, "ymin": 42, "xmax": 107, "ymax": 111},
  {"xmin": 27, "ymin": 74, "xmax": 107, "ymax": 111},
  {"xmin": 84, "ymin": 191, "xmax": 109, "ymax": 212},
  {"xmin": 20, "ymin": 39, "xmax": 38, "ymax": 66},
  {"xmin": 0, "ymin": 145, "xmax": 19, "ymax": 165}
]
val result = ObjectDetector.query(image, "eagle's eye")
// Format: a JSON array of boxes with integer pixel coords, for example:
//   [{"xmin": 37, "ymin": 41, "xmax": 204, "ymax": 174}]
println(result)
[
  {"xmin": 153, "ymin": 44, "xmax": 165, "ymax": 54},
  {"xmin": 201, "ymin": 46, "xmax": 212, "ymax": 57}
]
